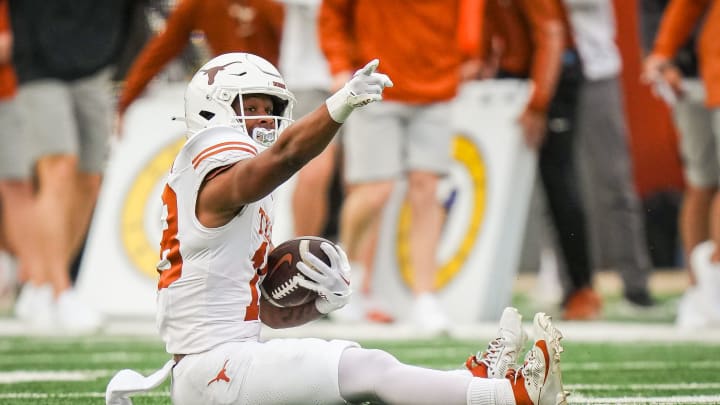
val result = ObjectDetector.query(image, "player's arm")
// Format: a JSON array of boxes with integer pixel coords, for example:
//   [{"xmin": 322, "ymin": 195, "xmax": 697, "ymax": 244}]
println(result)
[
  {"xmin": 226, "ymin": 103, "xmax": 342, "ymax": 201},
  {"xmin": 198, "ymin": 60, "xmax": 392, "ymax": 223}
]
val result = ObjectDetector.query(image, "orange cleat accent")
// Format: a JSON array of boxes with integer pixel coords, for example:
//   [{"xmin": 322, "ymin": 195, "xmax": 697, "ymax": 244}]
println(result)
[
  {"xmin": 506, "ymin": 313, "xmax": 567, "ymax": 405},
  {"xmin": 466, "ymin": 354, "xmax": 489, "ymax": 378}
]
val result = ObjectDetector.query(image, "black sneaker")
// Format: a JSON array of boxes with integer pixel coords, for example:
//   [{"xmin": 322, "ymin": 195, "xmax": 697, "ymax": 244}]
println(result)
[{"xmin": 624, "ymin": 288, "xmax": 655, "ymax": 307}]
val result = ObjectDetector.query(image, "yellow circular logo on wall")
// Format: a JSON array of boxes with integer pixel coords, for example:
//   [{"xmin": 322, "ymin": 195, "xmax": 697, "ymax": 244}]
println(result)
[
  {"xmin": 121, "ymin": 138, "xmax": 185, "ymax": 278},
  {"xmin": 397, "ymin": 135, "xmax": 487, "ymax": 289}
]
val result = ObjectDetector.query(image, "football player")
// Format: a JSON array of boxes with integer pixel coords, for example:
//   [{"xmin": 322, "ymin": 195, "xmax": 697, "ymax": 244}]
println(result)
[{"xmin": 106, "ymin": 52, "xmax": 567, "ymax": 405}]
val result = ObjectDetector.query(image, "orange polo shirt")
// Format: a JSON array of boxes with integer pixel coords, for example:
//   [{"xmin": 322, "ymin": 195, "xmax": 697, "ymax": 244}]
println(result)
[
  {"xmin": 118, "ymin": 0, "xmax": 283, "ymax": 114},
  {"xmin": 652, "ymin": 0, "xmax": 720, "ymax": 107},
  {"xmin": 480, "ymin": 0, "xmax": 573, "ymax": 113},
  {"xmin": 0, "ymin": 0, "xmax": 16, "ymax": 100},
  {"xmin": 319, "ymin": 0, "xmax": 461, "ymax": 104}
]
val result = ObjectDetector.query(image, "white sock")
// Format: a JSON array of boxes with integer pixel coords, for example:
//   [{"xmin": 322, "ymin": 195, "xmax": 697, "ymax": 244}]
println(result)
[
  {"xmin": 339, "ymin": 347, "xmax": 471, "ymax": 404},
  {"xmin": 467, "ymin": 377, "xmax": 516, "ymax": 405}
]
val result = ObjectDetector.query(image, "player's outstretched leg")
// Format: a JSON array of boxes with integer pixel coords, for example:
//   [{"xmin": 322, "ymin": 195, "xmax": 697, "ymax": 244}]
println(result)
[
  {"xmin": 466, "ymin": 307, "xmax": 527, "ymax": 378},
  {"xmin": 505, "ymin": 312, "xmax": 567, "ymax": 405}
]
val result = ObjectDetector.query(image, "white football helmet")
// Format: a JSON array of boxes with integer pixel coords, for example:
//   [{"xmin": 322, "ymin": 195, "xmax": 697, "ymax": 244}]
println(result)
[{"xmin": 184, "ymin": 52, "xmax": 295, "ymax": 146}]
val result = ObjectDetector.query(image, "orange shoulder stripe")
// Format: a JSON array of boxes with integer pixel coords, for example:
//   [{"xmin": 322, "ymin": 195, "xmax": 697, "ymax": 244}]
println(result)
[{"xmin": 192, "ymin": 142, "xmax": 258, "ymax": 169}]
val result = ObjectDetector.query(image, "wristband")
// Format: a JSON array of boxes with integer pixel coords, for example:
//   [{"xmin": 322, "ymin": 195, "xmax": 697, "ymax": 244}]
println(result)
[{"xmin": 325, "ymin": 88, "xmax": 354, "ymax": 123}]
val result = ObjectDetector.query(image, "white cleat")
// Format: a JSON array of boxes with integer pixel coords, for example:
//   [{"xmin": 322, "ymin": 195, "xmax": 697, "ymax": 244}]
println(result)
[
  {"xmin": 506, "ymin": 312, "xmax": 567, "ymax": 405},
  {"xmin": 466, "ymin": 307, "xmax": 527, "ymax": 378}
]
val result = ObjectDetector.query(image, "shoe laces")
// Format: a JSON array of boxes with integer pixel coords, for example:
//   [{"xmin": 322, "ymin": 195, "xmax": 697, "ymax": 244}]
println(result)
[
  {"xmin": 514, "ymin": 348, "xmax": 544, "ymax": 389},
  {"xmin": 477, "ymin": 337, "xmax": 503, "ymax": 368}
]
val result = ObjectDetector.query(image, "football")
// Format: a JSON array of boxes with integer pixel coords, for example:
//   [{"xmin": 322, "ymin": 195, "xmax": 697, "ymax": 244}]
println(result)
[{"xmin": 260, "ymin": 236, "xmax": 333, "ymax": 308}]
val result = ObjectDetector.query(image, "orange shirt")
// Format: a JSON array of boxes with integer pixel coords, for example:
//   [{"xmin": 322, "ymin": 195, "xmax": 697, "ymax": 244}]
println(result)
[
  {"xmin": 0, "ymin": 0, "xmax": 16, "ymax": 100},
  {"xmin": 652, "ymin": 0, "xmax": 720, "ymax": 107},
  {"xmin": 319, "ymin": 0, "xmax": 461, "ymax": 103},
  {"xmin": 481, "ymin": 0, "xmax": 573, "ymax": 113},
  {"xmin": 118, "ymin": 0, "xmax": 283, "ymax": 114}
]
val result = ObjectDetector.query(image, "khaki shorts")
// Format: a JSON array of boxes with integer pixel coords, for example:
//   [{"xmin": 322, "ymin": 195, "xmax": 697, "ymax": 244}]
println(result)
[
  {"xmin": 0, "ymin": 97, "xmax": 32, "ymax": 179},
  {"xmin": 343, "ymin": 100, "xmax": 453, "ymax": 183},
  {"xmin": 674, "ymin": 79, "xmax": 720, "ymax": 187},
  {"xmin": 16, "ymin": 68, "xmax": 113, "ymax": 174}
]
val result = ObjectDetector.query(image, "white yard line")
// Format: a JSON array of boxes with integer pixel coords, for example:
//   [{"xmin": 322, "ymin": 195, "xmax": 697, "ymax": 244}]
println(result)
[
  {"xmin": 567, "ymin": 382, "xmax": 720, "ymax": 390},
  {"xmin": 0, "ymin": 391, "xmax": 168, "ymax": 399},
  {"xmin": 0, "ymin": 352, "xmax": 164, "ymax": 365},
  {"xmin": 1, "ymin": 318, "xmax": 719, "ymax": 342},
  {"xmin": 0, "ymin": 370, "xmax": 110, "ymax": 383},
  {"xmin": 568, "ymin": 394, "xmax": 720, "ymax": 404}
]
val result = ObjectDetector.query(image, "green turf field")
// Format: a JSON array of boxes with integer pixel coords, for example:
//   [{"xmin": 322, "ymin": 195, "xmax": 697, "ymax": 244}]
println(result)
[
  {"xmin": 0, "ymin": 274, "xmax": 714, "ymax": 404},
  {"xmin": 0, "ymin": 333, "xmax": 719, "ymax": 404}
]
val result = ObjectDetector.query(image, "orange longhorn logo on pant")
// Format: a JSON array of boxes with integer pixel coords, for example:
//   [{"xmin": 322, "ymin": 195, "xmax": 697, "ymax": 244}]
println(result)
[{"xmin": 207, "ymin": 360, "xmax": 231, "ymax": 386}]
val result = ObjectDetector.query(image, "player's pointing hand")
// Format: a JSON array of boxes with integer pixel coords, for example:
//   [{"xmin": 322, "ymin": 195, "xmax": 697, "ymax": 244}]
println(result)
[{"xmin": 325, "ymin": 59, "xmax": 393, "ymax": 123}]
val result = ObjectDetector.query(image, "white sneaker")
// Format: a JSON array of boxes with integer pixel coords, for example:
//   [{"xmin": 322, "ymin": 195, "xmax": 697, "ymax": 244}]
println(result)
[
  {"xmin": 505, "ymin": 313, "xmax": 567, "ymax": 405},
  {"xmin": 56, "ymin": 288, "xmax": 104, "ymax": 334},
  {"xmin": 690, "ymin": 241, "xmax": 720, "ymax": 324},
  {"xmin": 675, "ymin": 286, "xmax": 713, "ymax": 328},
  {"xmin": 15, "ymin": 283, "xmax": 56, "ymax": 331},
  {"xmin": 466, "ymin": 307, "xmax": 527, "ymax": 378},
  {"xmin": 411, "ymin": 293, "xmax": 450, "ymax": 335}
]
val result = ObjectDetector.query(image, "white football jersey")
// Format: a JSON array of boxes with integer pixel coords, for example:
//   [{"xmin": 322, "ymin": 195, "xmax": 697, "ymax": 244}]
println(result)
[{"xmin": 156, "ymin": 126, "xmax": 274, "ymax": 355}]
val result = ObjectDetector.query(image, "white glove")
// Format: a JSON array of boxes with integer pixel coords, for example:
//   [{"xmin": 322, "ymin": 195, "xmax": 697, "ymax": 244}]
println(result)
[
  {"xmin": 296, "ymin": 242, "xmax": 352, "ymax": 314},
  {"xmin": 325, "ymin": 59, "xmax": 394, "ymax": 123}
]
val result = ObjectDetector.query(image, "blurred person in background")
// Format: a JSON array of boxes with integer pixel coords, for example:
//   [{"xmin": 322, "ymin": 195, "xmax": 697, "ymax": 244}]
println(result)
[
  {"xmin": 278, "ymin": 0, "xmax": 342, "ymax": 243},
  {"xmin": 562, "ymin": 0, "xmax": 656, "ymax": 318},
  {"xmin": 642, "ymin": 0, "xmax": 720, "ymax": 327},
  {"xmin": 116, "ymin": 0, "xmax": 283, "ymax": 134},
  {"xmin": 0, "ymin": 0, "xmax": 35, "ymax": 313},
  {"xmin": 318, "ymin": 0, "xmax": 463, "ymax": 334},
  {"xmin": 67, "ymin": 0, "xmax": 152, "ymax": 285},
  {"xmin": 9, "ymin": 0, "xmax": 137, "ymax": 333},
  {"xmin": 461, "ymin": 0, "xmax": 597, "ymax": 320}
]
